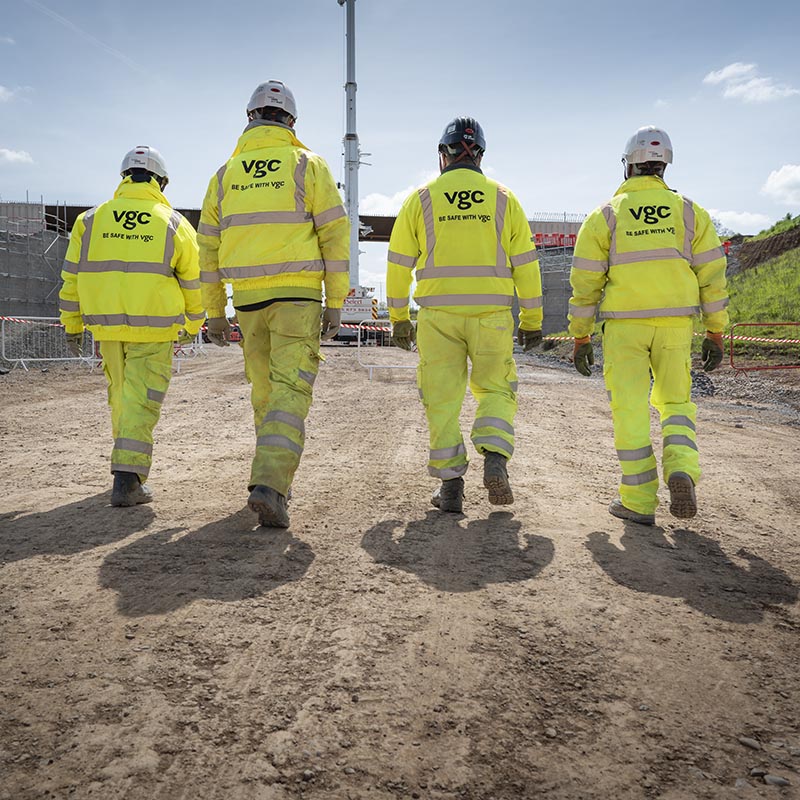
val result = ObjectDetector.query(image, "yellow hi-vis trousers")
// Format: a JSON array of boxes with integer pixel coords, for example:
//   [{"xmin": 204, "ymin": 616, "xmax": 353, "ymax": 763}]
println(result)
[
  {"xmin": 101, "ymin": 341, "xmax": 173, "ymax": 480},
  {"xmin": 416, "ymin": 307, "xmax": 518, "ymax": 479},
  {"xmin": 602, "ymin": 319, "xmax": 699, "ymax": 515},
  {"xmin": 238, "ymin": 300, "xmax": 322, "ymax": 497}
]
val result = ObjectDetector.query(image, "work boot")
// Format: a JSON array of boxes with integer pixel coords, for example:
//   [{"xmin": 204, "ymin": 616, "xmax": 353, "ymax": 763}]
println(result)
[
  {"xmin": 667, "ymin": 472, "xmax": 697, "ymax": 519},
  {"xmin": 483, "ymin": 452, "xmax": 514, "ymax": 505},
  {"xmin": 248, "ymin": 485, "xmax": 290, "ymax": 529},
  {"xmin": 431, "ymin": 477, "xmax": 464, "ymax": 513},
  {"xmin": 110, "ymin": 471, "xmax": 153, "ymax": 507},
  {"xmin": 608, "ymin": 498, "xmax": 655, "ymax": 526}
]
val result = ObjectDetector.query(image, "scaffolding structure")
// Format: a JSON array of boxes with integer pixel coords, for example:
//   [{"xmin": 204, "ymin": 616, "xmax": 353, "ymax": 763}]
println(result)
[{"xmin": 0, "ymin": 200, "xmax": 69, "ymax": 318}]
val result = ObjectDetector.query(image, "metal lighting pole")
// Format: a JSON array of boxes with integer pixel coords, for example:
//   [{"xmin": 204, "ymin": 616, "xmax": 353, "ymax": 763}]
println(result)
[{"xmin": 338, "ymin": 0, "xmax": 359, "ymax": 290}]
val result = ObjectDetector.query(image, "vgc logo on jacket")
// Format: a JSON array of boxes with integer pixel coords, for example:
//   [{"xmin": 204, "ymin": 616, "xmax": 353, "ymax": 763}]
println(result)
[
  {"xmin": 444, "ymin": 190, "xmax": 485, "ymax": 211},
  {"xmin": 242, "ymin": 159, "xmax": 282, "ymax": 179},
  {"xmin": 112, "ymin": 210, "xmax": 152, "ymax": 230},
  {"xmin": 629, "ymin": 205, "xmax": 672, "ymax": 225}
]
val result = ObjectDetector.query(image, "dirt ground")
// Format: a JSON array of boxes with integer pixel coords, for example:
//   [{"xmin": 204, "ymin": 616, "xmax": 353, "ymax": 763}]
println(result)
[{"xmin": 1, "ymin": 343, "xmax": 799, "ymax": 800}]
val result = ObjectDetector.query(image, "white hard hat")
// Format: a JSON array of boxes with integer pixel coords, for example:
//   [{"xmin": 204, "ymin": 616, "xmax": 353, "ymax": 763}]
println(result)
[
  {"xmin": 247, "ymin": 80, "xmax": 297, "ymax": 120},
  {"xmin": 622, "ymin": 126, "xmax": 673, "ymax": 166},
  {"xmin": 120, "ymin": 145, "xmax": 168, "ymax": 179}
]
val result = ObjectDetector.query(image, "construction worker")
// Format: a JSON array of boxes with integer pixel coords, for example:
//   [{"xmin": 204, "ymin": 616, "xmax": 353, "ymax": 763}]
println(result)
[
  {"xmin": 387, "ymin": 117, "xmax": 543, "ymax": 513},
  {"xmin": 198, "ymin": 80, "xmax": 349, "ymax": 528},
  {"xmin": 59, "ymin": 146, "xmax": 204, "ymax": 506},
  {"xmin": 568, "ymin": 125, "xmax": 728, "ymax": 525}
]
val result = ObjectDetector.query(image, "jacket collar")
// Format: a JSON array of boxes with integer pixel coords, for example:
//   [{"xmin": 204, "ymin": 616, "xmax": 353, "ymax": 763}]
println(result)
[
  {"xmin": 615, "ymin": 175, "xmax": 670, "ymax": 195},
  {"xmin": 113, "ymin": 176, "xmax": 171, "ymax": 206},
  {"xmin": 441, "ymin": 162, "xmax": 483, "ymax": 175},
  {"xmin": 231, "ymin": 121, "xmax": 309, "ymax": 157}
]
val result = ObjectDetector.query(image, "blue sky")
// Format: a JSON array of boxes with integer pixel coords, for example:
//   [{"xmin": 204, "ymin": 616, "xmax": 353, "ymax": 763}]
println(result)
[{"xmin": 2, "ymin": 0, "xmax": 799, "ymax": 299}]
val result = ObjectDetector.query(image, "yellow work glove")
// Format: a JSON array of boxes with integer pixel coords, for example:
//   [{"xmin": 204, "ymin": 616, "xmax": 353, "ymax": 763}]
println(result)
[
  {"xmin": 517, "ymin": 328, "xmax": 543, "ymax": 352},
  {"xmin": 321, "ymin": 307, "xmax": 341, "ymax": 340},
  {"xmin": 65, "ymin": 332, "xmax": 83, "ymax": 357},
  {"xmin": 573, "ymin": 336, "xmax": 594, "ymax": 377},
  {"xmin": 206, "ymin": 317, "xmax": 231, "ymax": 347},
  {"xmin": 701, "ymin": 331, "xmax": 724, "ymax": 372},
  {"xmin": 391, "ymin": 320, "xmax": 415, "ymax": 351}
]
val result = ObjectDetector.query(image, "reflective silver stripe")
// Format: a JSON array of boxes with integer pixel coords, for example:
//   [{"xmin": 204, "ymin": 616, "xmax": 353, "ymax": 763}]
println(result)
[
  {"xmin": 430, "ymin": 443, "xmax": 466, "ymax": 460},
  {"xmin": 185, "ymin": 311, "xmax": 205, "ymax": 321},
  {"xmin": 663, "ymin": 434, "xmax": 698, "ymax": 451},
  {"xmin": 569, "ymin": 303, "xmax": 597, "ymax": 318},
  {"xmin": 114, "ymin": 437, "xmax": 153, "ymax": 455},
  {"xmin": 79, "ymin": 209, "xmax": 97, "ymax": 264},
  {"xmin": 298, "ymin": 369, "xmax": 317, "ymax": 387},
  {"xmin": 60, "ymin": 300, "xmax": 80, "ymax": 312},
  {"xmin": 387, "ymin": 297, "xmax": 408, "ymax": 308},
  {"xmin": 610, "ymin": 247, "xmax": 684, "ymax": 265},
  {"xmin": 616, "ymin": 445, "xmax": 654, "ymax": 461},
  {"xmin": 510, "ymin": 250, "xmax": 538, "ymax": 268},
  {"xmin": 388, "ymin": 250, "xmax": 417, "ymax": 269},
  {"xmin": 76, "ymin": 260, "xmax": 173, "ymax": 276},
  {"xmin": 263, "ymin": 410, "xmax": 305, "ymax": 434},
  {"xmin": 701, "ymin": 298, "xmax": 729, "ymax": 313},
  {"xmin": 216, "ymin": 165, "xmax": 227, "ymax": 224},
  {"xmin": 324, "ymin": 260, "xmax": 349, "ymax": 273},
  {"xmin": 509, "ymin": 381, "xmax": 518, "ymax": 392},
  {"xmin": 693, "ymin": 246, "xmax": 724, "ymax": 266},
  {"xmin": 663, "ymin": 415, "xmax": 696, "ymax": 431},
  {"xmin": 197, "ymin": 222, "xmax": 220, "ymax": 237},
  {"xmin": 219, "ymin": 261, "xmax": 324, "ymax": 280},
  {"xmin": 473, "ymin": 417, "xmax": 514, "ymax": 435},
  {"xmin": 313, "ymin": 205, "xmax": 346, "ymax": 228},
  {"xmin": 256, "ymin": 434, "xmax": 303, "ymax": 456},
  {"xmin": 220, "ymin": 210, "xmax": 311, "ymax": 228},
  {"xmin": 62, "ymin": 260, "xmax": 79, "ymax": 275},
  {"xmin": 602, "ymin": 203, "xmax": 616, "ymax": 258},
  {"xmin": 147, "ymin": 388, "xmax": 166, "ymax": 403},
  {"xmin": 416, "ymin": 294, "xmax": 512, "ymax": 307},
  {"xmin": 83, "ymin": 313, "xmax": 184, "ymax": 328},
  {"xmin": 518, "ymin": 297, "xmax": 543, "ymax": 309},
  {"xmin": 416, "ymin": 265, "xmax": 511, "ymax": 280},
  {"xmin": 418, "ymin": 388, "xmax": 424, "ymax": 400},
  {"xmin": 683, "ymin": 196, "xmax": 695, "ymax": 262},
  {"xmin": 200, "ymin": 270, "xmax": 221, "ymax": 284},
  {"xmin": 178, "ymin": 278, "xmax": 201, "ymax": 290},
  {"xmin": 473, "ymin": 436, "xmax": 514, "ymax": 456},
  {"xmin": 111, "ymin": 463, "xmax": 150, "ymax": 477},
  {"xmin": 572, "ymin": 256, "xmax": 608, "ymax": 273},
  {"xmin": 621, "ymin": 468, "xmax": 658, "ymax": 486},
  {"xmin": 294, "ymin": 153, "xmax": 307, "ymax": 213},
  {"xmin": 495, "ymin": 187, "xmax": 508, "ymax": 271},
  {"xmin": 429, "ymin": 464, "xmax": 468, "ymax": 480},
  {"xmin": 600, "ymin": 306, "xmax": 700, "ymax": 319},
  {"xmin": 418, "ymin": 187, "xmax": 436, "ymax": 269},
  {"xmin": 607, "ymin": 390, "xmax": 613, "ymax": 401},
  {"xmin": 163, "ymin": 209, "xmax": 182, "ymax": 267}
]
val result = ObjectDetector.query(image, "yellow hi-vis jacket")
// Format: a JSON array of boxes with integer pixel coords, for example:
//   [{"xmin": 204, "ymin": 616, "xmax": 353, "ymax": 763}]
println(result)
[
  {"xmin": 59, "ymin": 178, "xmax": 204, "ymax": 342},
  {"xmin": 568, "ymin": 175, "xmax": 729, "ymax": 339},
  {"xmin": 386, "ymin": 165, "xmax": 543, "ymax": 329},
  {"xmin": 197, "ymin": 122, "xmax": 350, "ymax": 317}
]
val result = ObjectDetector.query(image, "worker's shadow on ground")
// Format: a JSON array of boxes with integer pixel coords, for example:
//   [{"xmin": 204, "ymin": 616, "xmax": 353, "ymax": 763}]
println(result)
[
  {"xmin": 361, "ymin": 510, "xmax": 554, "ymax": 593},
  {"xmin": 0, "ymin": 494, "xmax": 154, "ymax": 566},
  {"xmin": 586, "ymin": 523, "xmax": 798, "ymax": 623},
  {"xmin": 98, "ymin": 508, "xmax": 314, "ymax": 616}
]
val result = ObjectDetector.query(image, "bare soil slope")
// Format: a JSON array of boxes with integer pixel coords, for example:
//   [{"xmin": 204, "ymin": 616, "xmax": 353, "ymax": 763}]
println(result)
[{"xmin": 1, "ymin": 347, "xmax": 798, "ymax": 800}]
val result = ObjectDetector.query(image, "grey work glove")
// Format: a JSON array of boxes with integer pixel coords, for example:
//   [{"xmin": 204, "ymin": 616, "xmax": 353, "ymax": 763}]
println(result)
[
  {"xmin": 517, "ymin": 328, "xmax": 543, "ymax": 352},
  {"xmin": 701, "ymin": 331, "xmax": 724, "ymax": 372},
  {"xmin": 573, "ymin": 336, "xmax": 594, "ymax": 377},
  {"xmin": 206, "ymin": 317, "xmax": 231, "ymax": 347},
  {"xmin": 176, "ymin": 329, "xmax": 195, "ymax": 345},
  {"xmin": 65, "ymin": 332, "xmax": 83, "ymax": 357},
  {"xmin": 321, "ymin": 307, "xmax": 341, "ymax": 340},
  {"xmin": 391, "ymin": 320, "xmax": 416, "ymax": 351}
]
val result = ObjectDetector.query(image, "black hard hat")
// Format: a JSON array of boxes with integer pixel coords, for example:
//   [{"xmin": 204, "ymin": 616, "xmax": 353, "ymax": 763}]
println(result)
[{"xmin": 439, "ymin": 117, "xmax": 486, "ymax": 152}]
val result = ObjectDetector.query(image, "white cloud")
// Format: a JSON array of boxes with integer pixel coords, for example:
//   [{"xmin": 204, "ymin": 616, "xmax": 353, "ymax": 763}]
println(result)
[
  {"xmin": 707, "ymin": 208, "xmax": 771, "ymax": 235},
  {"xmin": 360, "ymin": 186, "xmax": 415, "ymax": 215},
  {"xmin": 0, "ymin": 85, "xmax": 16, "ymax": 102},
  {"xmin": 654, "ymin": 99, "xmax": 669, "ymax": 109},
  {"xmin": 0, "ymin": 36, "xmax": 15, "ymax": 45},
  {"xmin": 0, "ymin": 148, "xmax": 34, "ymax": 164},
  {"xmin": 761, "ymin": 164, "xmax": 800, "ymax": 206},
  {"xmin": 703, "ymin": 62, "xmax": 799, "ymax": 103}
]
